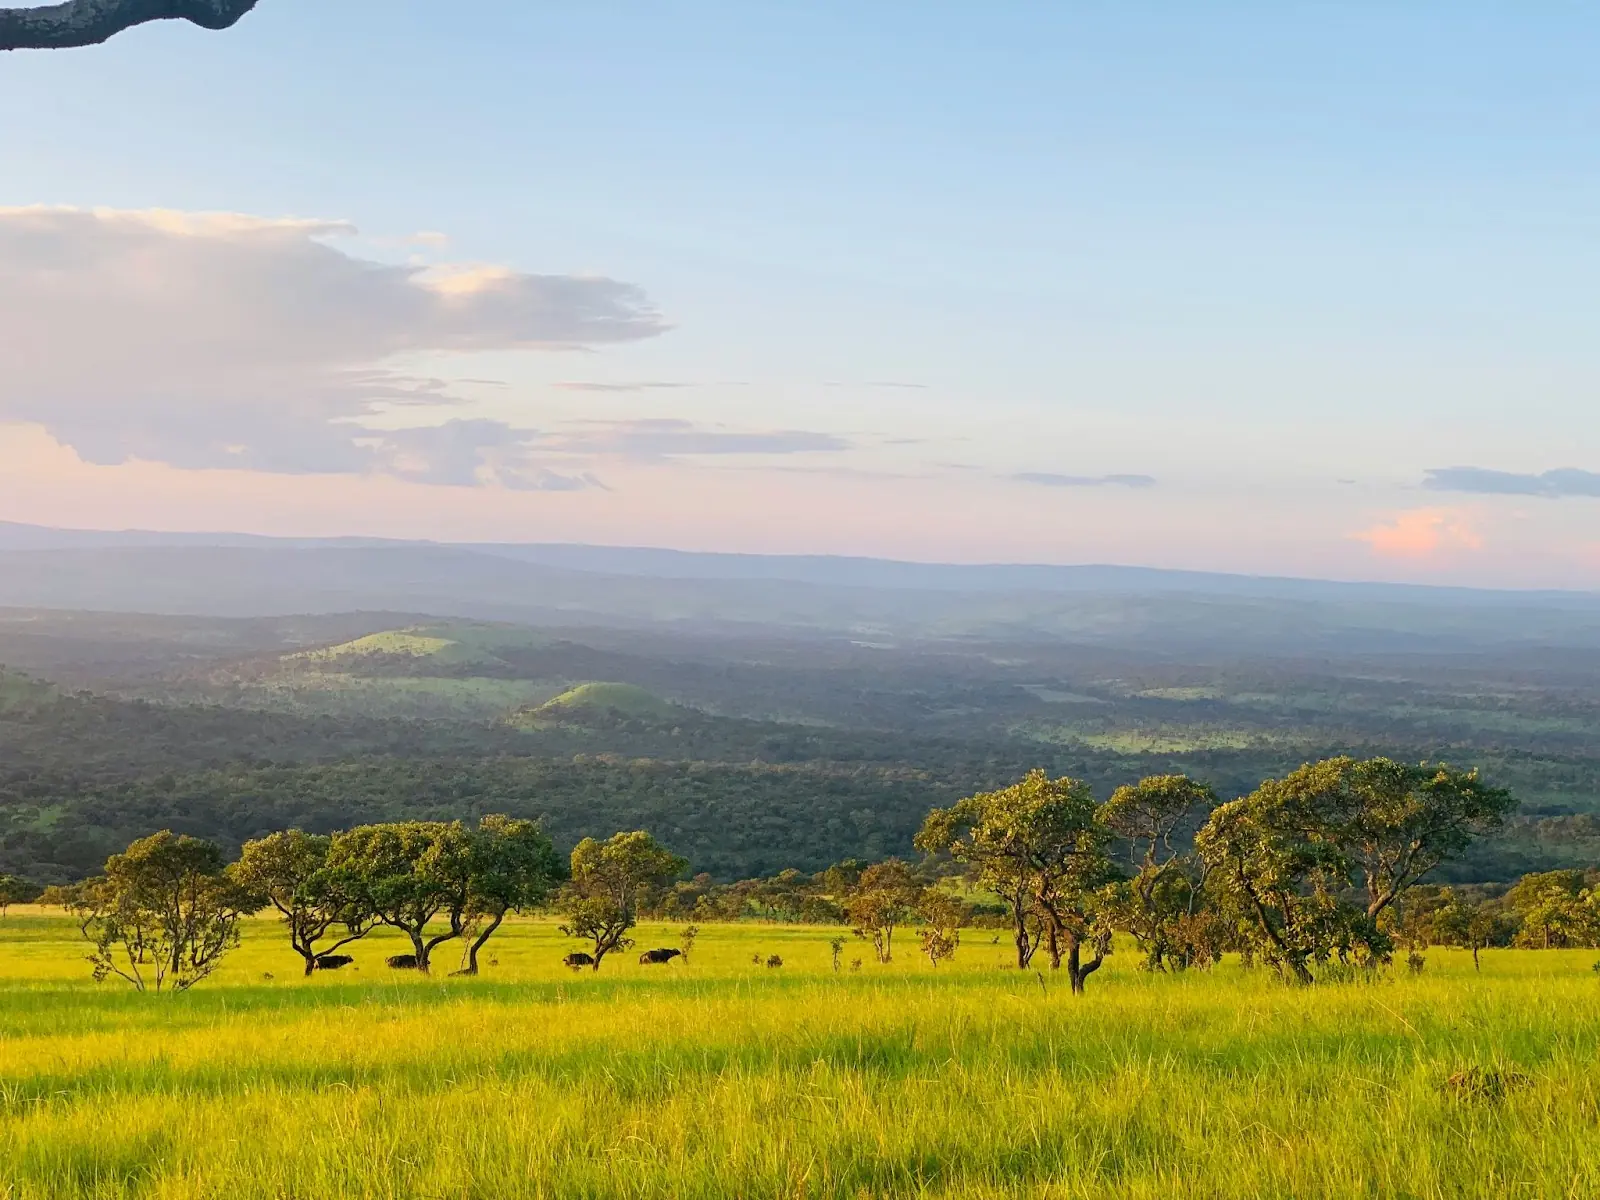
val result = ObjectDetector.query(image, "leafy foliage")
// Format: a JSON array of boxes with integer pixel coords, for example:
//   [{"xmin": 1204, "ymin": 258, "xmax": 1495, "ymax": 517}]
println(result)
[
  {"xmin": 68, "ymin": 832, "xmax": 258, "ymax": 991},
  {"xmin": 557, "ymin": 831, "xmax": 687, "ymax": 970},
  {"xmin": 918, "ymin": 770, "xmax": 1115, "ymax": 990}
]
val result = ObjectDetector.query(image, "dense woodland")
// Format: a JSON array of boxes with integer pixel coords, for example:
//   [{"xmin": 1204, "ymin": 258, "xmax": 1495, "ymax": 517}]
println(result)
[{"xmin": 5, "ymin": 610, "xmax": 1600, "ymax": 888}]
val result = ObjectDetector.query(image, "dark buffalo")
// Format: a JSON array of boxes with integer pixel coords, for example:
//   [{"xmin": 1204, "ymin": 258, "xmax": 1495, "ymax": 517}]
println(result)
[
  {"xmin": 386, "ymin": 954, "xmax": 420, "ymax": 970},
  {"xmin": 765, "ymin": 955, "xmax": 783, "ymax": 968},
  {"xmin": 563, "ymin": 952, "xmax": 596, "ymax": 971},
  {"xmin": 638, "ymin": 948, "xmax": 683, "ymax": 965},
  {"xmin": 313, "ymin": 954, "xmax": 354, "ymax": 971}
]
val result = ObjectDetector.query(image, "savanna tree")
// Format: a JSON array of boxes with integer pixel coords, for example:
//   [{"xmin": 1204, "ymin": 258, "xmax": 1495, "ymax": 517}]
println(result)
[
  {"xmin": 325, "ymin": 821, "xmax": 475, "ymax": 974},
  {"xmin": 1432, "ymin": 890, "xmax": 1514, "ymax": 970},
  {"xmin": 918, "ymin": 770, "xmax": 1115, "ymax": 992},
  {"xmin": 1, "ymin": 1, "xmax": 259, "ymax": 51},
  {"xmin": 557, "ymin": 831, "xmax": 686, "ymax": 971},
  {"xmin": 232, "ymin": 830, "xmax": 374, "ymax": 976},
  {"xmin": 1504, "ymin": 871, "xmax": 1600, "ymax": 950},
  {"xmin": 916, "ymin": 886, "xmax": 968, "ymax": 968},
  {"xmin": 842, "ymin": 858, "xmax": 920, "ymax": 964},
  {"xmin": 0, "ymin": 874, "xmax": 33, "ymax": 918},
  {"xmin": 1196, "ymin": 791, "xmax": 1372, "ymax": 985},
  {"xmin": 1270, "ymin": 758, "xmax": 1515, "ymax": 921},
  {"xmin": 1198, "ymin": 757, "xmax": 1514, "ymax": 983},
  {"xmin": 457, "ymin": 814, "xmax": 564, "ymax": 975},
  {"xmin": 1100, "ymin": 774, "xmax": 1218, "ymax": 971},
  {"xmin": 71, "ymin": 831, "xmax": 259, "ymax": 991}
]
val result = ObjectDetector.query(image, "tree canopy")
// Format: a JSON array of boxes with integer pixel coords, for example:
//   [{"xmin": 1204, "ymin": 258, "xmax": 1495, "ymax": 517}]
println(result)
[
  {"xmin": 232, "ymin": 830, "xmax": 373, "ymax": 976},
  {"xmin": 557, "ymin": 831, "xmax": 686, "ymax": 970},
  {"xmin": 69, "ymin": 831, "xmax": 258, "ymax": 991},
  {"xmin": 917, "ymin": 769, "xmax": 1115, "ymax": 990},
  {"xmin": 1, "ymin": 1, "xmax": 258, "ymax": 51}
]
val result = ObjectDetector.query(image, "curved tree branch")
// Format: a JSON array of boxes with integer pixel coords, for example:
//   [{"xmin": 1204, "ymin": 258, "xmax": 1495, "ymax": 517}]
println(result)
[{"xmin": 1, "ymin": 0, "xmax": 258, "ymax": 51}]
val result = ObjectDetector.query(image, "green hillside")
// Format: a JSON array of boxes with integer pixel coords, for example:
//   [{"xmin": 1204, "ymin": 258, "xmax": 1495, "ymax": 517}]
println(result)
[
  {"xmin": 289, "ymin": 622, "xmax": 549, "ymax": 670},
  {"xmin": 530, "ymin": 681, "xmax": 681, "ymax": 720}
]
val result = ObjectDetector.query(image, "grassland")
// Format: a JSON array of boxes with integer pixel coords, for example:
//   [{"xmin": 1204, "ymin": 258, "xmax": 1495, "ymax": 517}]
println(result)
[
  {"xmin": 529, "ymin": 682, "xmax": 681, "ymax": 719},
  {"xmin": 1, "ymin": 912, "xmax": 1597, "ymax": 1198}
]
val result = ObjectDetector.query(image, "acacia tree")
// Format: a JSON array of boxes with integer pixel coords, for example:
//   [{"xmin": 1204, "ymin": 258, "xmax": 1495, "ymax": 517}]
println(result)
[
  {"xmin": 1, "ymin": 1, "xmax": 259, "ymax": 51},
  {"xmin": 557, "ymin": 831, "xmax": 686, "ymax": 971},
  {"xmin": 1100, "ymin": 775, "xmax": 1218, "ymax": 971},
  {"xmin": 326, "ymin": 821, "xmax": 475, "ymax": 975},
  {"xmin": 232, "ymin": 830, "xmax": 374, "ymax": 977},
  {"xmin": 843, "ymin": 859, "xmax": 920, "ymax": 964},
  {"xmin": 918, "ymin": 770, "xmax": 1114, "ymax": 992},
  {"xmin": 457, "ymin": 815, "xmax": 565, "ymax": 975},
  {"xmin": 71, "ymin": 831, "xmax": 259, "ymax": 991}
]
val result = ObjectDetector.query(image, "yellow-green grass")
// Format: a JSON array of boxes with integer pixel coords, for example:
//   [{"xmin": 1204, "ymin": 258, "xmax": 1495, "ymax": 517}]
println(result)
[
  {"xmin": 222, "ymin": 674, "xmax": 567, "ymax": 720},
  {"xmin": 1, "ymin": 911, "xmax": 1598, "ymax": 1198},
  {"xmin": 525, "ymin": 682, "xmax": 681, "ymax": 720},
  {"xmin": 289, "ymin": 622, "xmax": 550, "ymax": 669}
]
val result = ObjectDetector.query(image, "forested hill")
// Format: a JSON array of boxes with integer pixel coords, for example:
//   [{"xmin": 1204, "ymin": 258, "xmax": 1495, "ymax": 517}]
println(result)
[{"xmin": 3, "ymin": 651, "xmax": 1599, "ymax": 886}]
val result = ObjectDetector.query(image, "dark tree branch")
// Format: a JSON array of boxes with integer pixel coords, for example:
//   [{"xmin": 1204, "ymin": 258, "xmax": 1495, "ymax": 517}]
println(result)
[{"xmin": 0, "ymin": 0, "xmax": 258, "ymax": 51}]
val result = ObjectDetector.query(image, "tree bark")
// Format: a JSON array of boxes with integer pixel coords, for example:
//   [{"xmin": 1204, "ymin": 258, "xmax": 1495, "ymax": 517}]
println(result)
[
  {"xmin": 1012, "ymin": 905, "xmax": 1032, "ymax": 970},
  {"xmin": 1066, "ymin": 938, "xmax": 1105, "ymax": 995},
  {"xmin": 407, "ymin": 929, "xmax": 431, "ymax": 974},
  {"xmin": 463, "ymin": 911, "xmax": 505, "ymax": 975},
  {"xmin": 1, "ymin": 0, "xmax": 257, "ymax": 51}
]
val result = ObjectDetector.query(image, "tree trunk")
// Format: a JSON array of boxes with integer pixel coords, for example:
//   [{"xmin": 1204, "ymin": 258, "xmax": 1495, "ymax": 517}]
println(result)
[
  {"xmin": 1066, "ymin": 938, "xmax": 1106, "ymax": 995},
  {"xmin": 464, "ymin": 912, "xmax": 505, "ymax": 975},
  {"xmin": 292, "ymin": 931, "xmax": 316, "ymax": 976},
  {"xmin": 409, "ymin": 930, "xmax": 430, "ymax": 974}
]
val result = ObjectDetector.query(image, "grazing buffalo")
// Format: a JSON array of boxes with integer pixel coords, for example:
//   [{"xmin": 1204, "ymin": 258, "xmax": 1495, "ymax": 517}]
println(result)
[
  {"xmin": 563, "ymin": 952, "xmax": 596, "ymax": 971},
  {"xmin": 386, "ymin": 954, "xmax": 420, "ymax": 970},
  {"xmin": 765, "ymin": 955, "xmax": 783, "ymax": 968},
  {"xmin": 313, "ymin": 954, "xmax": 354, "ymax": 971},
  {"xmin": 638, "ymin": 948, "xmax": 683, "ymax": 965}
]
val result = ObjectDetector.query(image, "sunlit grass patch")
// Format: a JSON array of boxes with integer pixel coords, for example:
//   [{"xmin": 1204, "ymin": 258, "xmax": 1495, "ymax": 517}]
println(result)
[{"xmin": 0, "ymin": 913, "xmax": 1597, "ymax": 1197}]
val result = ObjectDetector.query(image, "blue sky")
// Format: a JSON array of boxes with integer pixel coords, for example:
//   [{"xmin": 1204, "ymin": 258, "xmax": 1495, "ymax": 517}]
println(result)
[{"xmin": 2, "ymin": 2, "xmax": 1599, "ymax": 584}]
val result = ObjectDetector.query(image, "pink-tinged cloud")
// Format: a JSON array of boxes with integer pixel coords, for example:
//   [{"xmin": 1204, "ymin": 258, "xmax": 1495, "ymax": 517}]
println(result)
[
  {"xmin": 1349, "ymin": 507, "xmax": 1484, "ymax": 559},
  {"xmin": 0, "ymin": 207, "xmax": 666, "ymax": 481}
]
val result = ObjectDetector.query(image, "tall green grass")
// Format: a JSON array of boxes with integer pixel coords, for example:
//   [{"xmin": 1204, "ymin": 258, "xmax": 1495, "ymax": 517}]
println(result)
[{"xmin": 0, "ymin": 911, "xmax": 1596, "ymax": 1198}]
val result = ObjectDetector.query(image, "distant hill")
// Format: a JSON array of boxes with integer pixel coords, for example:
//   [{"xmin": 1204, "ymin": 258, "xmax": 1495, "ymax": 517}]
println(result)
[
  {"xmin": 527, "ymin": 682, "xmax": 682, "ymax": 721},
  {"xmin": 289, "ymin": 622, "xmax": 549, "ymax": 670},
  {"xmin": 6, "ymin": 522, "xmax": 1600, "ymax": 653}
]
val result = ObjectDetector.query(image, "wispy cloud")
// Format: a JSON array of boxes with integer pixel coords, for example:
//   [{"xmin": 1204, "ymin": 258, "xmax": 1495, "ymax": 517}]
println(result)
[
  {"xmin": 824, "ymin": 381, "xmax": 929, "ymax": 390},
  {"xmin": 544, "ymin": 419, "xmax": 849, "ymax": 460},
  {"xmin": 0, "ymin": 206, "xmax": 666, "ymax": 483},
  {"xmin": 1011, "ymin": 472, "xmax": 1158, "ymax": 489},
  {"xmin": 1349, "ymin": 507, "xmax": 1483, "ymax": 559},
  {"xmin": 553, "ymin": 381, "xmax": 694, "ymax": 393},
  {"xmin": 1423, "ymin": 466, "xmax": 1600, "ymax": 498},
  {"xmin": 373, "ymin": 419, "xmax": 605, "ymax": 492}
]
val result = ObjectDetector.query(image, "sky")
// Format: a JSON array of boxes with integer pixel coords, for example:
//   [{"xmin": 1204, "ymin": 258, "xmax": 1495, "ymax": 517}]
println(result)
[{"xmin": 2, "ymin": 1, "xmax": 1599, "ymax": 586}]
